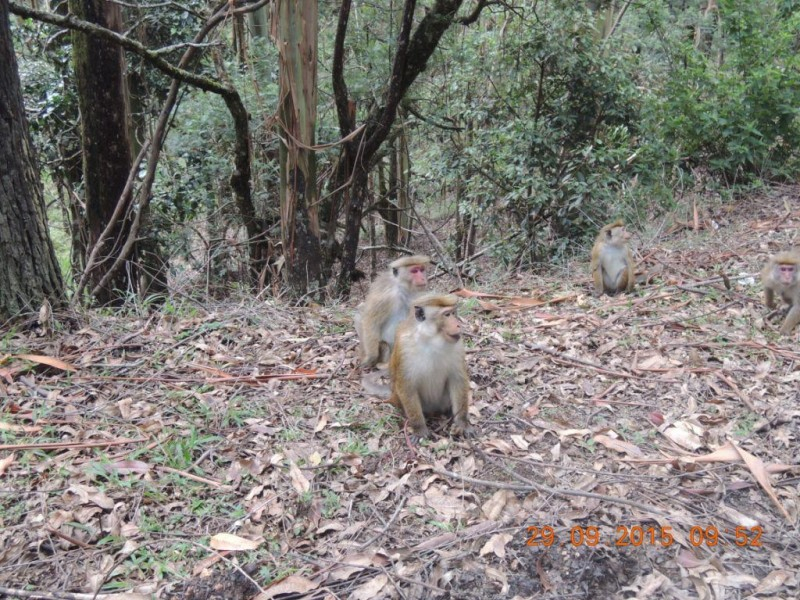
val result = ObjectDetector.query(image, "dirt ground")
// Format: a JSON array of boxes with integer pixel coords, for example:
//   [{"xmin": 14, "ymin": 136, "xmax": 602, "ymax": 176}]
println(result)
[{"xmin": 1, "ymin": 186, "xmax": 799, "ymax": 599}]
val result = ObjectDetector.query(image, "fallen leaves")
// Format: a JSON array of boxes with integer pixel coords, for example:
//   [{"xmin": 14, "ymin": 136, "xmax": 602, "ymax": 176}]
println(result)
[{"xmin": 2, "ymin": 191, "xmax": 800, "ymax": 599}]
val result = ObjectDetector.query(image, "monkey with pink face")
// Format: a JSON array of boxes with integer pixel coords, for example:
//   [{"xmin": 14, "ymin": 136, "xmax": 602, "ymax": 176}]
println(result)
[{"xmin": 354, "ymin": 255, "xmax": 430, "ymax": 368}]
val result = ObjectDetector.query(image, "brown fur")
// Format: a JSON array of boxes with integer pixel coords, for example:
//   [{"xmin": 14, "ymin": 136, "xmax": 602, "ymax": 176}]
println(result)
[
  {"xmin": 762, "ymin": 251, "xmax": 800, "ymax": 335},
  {"xmin": 388, "ymin": 294, "xmax": 473, "ymax": 441},
  {"xmin": 590, "ymin": 220, "xmax": 635, "ymax": 295}
]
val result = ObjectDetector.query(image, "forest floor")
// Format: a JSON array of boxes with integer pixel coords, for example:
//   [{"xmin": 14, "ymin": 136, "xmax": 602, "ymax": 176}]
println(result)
[{"xmin": 1, "ymin": 185, "xmax": 799, "ymax": 600}]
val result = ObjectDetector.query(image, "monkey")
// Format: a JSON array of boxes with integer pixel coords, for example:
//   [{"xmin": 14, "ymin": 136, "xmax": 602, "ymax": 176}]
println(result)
[
  {"xmin": 354, "ymin": 255, "xmax": 431, "ymax": 368},
  {"xmin": 590, "ymin": 220, "xmax": 635, "ymax": 296},
  {"xmin": 388, "ymin": 293, "xmax": 473, "ymax": 441},
  {"xmin": 761, "ymin": 251, "xmax": 800, "ymax": 335}
]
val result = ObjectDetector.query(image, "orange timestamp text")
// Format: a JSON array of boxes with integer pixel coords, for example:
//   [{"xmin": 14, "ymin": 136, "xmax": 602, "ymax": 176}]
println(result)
[{"xmin": 525, "ymin": 525, "xmax": 763, "ymax": 549}]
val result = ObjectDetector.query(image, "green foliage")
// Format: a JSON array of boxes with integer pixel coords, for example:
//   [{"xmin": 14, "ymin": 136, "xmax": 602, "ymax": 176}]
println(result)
[
  {"xmin": 12, "ymin": 0, "xmax": 800, "ymax": 289},
  {"xmin": 416, "ymin": 4, "xmax": 652, "ymax": 264},
  {"xmin": 650, "ymin": 1, "xmax": 800, "ymax": 182}
]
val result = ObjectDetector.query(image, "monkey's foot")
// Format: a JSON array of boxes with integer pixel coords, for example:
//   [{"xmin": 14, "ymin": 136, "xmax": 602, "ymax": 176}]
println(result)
[
  {"xmin": 451, "ymin": 422, "xmax": 475, "ymax": 438},
  {"xmin": 408, "ymin": 425, "xmax": 431, "ymax": 443}
]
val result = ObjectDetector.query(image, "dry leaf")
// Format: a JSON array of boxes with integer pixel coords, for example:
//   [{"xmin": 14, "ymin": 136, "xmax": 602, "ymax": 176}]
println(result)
[
  {"xmin": 482, "ymin": 490, "xmax": 512, "ymax": 520},
  {"xmin": 593, "ymin": 434, "xmax": 645, "ymax": 457},
  {"xmin": 753, "ymin": 569, "xmax": 792, "ymax": 594},
  {"xmin": 662, "ymin": 424, "xmax": 703, "ymax": 451},
  {"xmin": 0, "ymin": 452, "xmax": 15, "ymax": 475},
  {"xmin": 329, "ymin": 553, "xmax": 373, "ymax": 581},
  {"xmin": 15, "ymin": 354, "xmax": 77, "ymax": 372},
  {"xmin": 351, "ymin": 574, "xmax": 389, "ymax": 600},
  {"xmin": 0, "ymin": 422, "xmax": 40, "ymax": 433},
  {"xmin": 479, "ymin": 533, "xmax": 513, "ymax": 558},
  {"xmin": 313, "ymin": 414, "xmax": 328, "ymax": 432},
  {"xmin": 209, "ymin": 533, "xmax": 261, "ymax": 551},
  {"xmin": 288, "ymin": 460, "xmax": 311, "ymax": 493},
  {"xmin": 729, "ymin": 442, "xmax": 791, "ymax": 522},
  {"xmin": 255, "ymin": 575, "xmax": 320, "ymax": 599}
]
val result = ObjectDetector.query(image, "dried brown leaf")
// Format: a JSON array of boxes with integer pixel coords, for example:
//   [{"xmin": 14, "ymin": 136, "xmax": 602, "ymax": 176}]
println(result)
[
  {"xmin": 15, "ymin": 353, "xmax": 76, "ymax": 371},
  {"xmin": 255, "ymin": 575, "xmax": 320, "ymax": 599},
  {"xmin": 753, "ymin": 569, "xmax": 792, "ymax": 594},
  {"xmin": 729, "ymin": 442, "xmax": 791, "ymax": 522},
  {"xmin": 0, "ymin": 452, "xmax": 14, "ymax": 475},
  {"xmin": 479, "ymin": 532, "xmax": 513, "ymax": 558},
  {"xmin": 288, "ymin": 460, "xmax": 311, "ymax": 493},
  {"xmin": 209, "ymin": 533, "xmax": 261, "ymax": 551},
  {"xmin": 351, "ymin": 574, "xmax": 389, "ymax": 600},
  {"xmin": 593, "ymin": 434, "xmax": 645, "ymax": 457}
]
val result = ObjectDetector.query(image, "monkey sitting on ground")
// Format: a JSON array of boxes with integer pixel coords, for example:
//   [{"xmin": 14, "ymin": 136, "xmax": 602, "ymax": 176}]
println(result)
[
  {"xmin": 389, "ymin": 293, "xmax": 473, "ymax": 441},
  {"xmin": 590, "ymin": 220, "xmax": 635, "ymax": 296},
  {"xmin": 354, "ymin": 255, "xmax": 430, "ymax": 368},
  {"xmin": 761, "ymin": 251, "xmax": 800, "ymax": 335}
]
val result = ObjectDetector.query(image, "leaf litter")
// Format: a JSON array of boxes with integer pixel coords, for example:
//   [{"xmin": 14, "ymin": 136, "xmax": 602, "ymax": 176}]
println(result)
[{"xmin": 0, "ymin": 187, "xmax": 799, "ymax": 599}]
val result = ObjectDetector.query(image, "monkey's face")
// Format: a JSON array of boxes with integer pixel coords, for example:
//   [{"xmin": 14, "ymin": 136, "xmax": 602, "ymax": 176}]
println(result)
[
  {"xmin": 406, "ymin": 264, "xmax": 427, "ymax": 290},
  {"xmin": 439, "ymin": 308, "xmax": 462, "ymax": 342},
  {"xmin": 607, "ymin": 226, "xmax": 631, "ymax": 244},
  {"xmin": 777, "ymin": 263, "xmax": 797, "ymax": 286}
]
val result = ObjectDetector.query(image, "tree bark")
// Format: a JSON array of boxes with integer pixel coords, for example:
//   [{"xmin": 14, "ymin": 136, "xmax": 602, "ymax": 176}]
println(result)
[
  {"xmin": 272, "ymin": 0, "xmax": 325, "ymax": 299},
  {"xmin": 0, "ymin": 0, "xmax": 65, "ymax": 320},
  {"xmin": 69, "ymin": 0, "xmax": 135, "ymax": 305},
  {"xmin": 10, "ymin": 1, "xmax": 271, "ymax": 295}
]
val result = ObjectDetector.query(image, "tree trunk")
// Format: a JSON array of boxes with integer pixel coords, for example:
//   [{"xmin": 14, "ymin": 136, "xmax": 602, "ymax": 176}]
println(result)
[
  {"xmin": 378, "ymin": 141, "xmax": 401, "ymax": 248},
  {"xmin": 272, "ymin": 0, "xmax": 325, "ymax": 300},
  {"xmin": 69, "ymin": 0, "xmax": 135, "ymax": 305},
  {"xmin": 0, "ymin": 0, "xmax": 65, "ymax": 319}
]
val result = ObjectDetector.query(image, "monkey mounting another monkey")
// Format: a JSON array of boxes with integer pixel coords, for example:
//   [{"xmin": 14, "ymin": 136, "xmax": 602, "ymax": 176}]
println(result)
[
  {"xmin": 590, "ymin": 220, "xmax": 635, "ymax": 296},
  {"xmin": 389, "ymin": 293, "xmax": 473, "ymax": 441},
  {"xmin": 354, "ymin": 255, "xmax": 431, "ymax": 368},
  {"xmin": 761, "ymin": 251, "xmax": 800, "ymax": 335}
]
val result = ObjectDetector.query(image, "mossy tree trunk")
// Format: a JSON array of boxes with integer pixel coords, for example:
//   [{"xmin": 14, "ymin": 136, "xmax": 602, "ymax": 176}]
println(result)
[{"xmin": 0, "ymin": 0, "xmax": 65, "ymax": 320}]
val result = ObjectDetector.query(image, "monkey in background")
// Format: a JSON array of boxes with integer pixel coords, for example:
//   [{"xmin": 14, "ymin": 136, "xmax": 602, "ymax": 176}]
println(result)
[
  {"xmin": 590, "ymin": 220, "xmax": 635, "ymax": 296},
  {"xmin": 389, "ymin": 293, "xmax": 473, "ymax": 441},
  {"xmin": 762, "ymin": 251, "xmax": 800, "ymax": 335},
  {"xmin": 354, "ymin": 255, "xmax": 430, "ymax": 368}
]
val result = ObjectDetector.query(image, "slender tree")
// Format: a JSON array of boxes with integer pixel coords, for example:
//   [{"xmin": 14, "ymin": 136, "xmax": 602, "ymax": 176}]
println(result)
[{"xmin": 0, "ymin": 0, "xmax": 65, "ymax": 320}]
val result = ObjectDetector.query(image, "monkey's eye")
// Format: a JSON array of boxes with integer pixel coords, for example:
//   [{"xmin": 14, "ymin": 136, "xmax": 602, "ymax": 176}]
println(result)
[{"xmin": 410, "ymin": 267, "xmax": 425, "ymax": 274}]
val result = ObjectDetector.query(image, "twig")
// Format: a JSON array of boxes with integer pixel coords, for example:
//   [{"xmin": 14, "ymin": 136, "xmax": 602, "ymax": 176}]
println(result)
[
  {"xmin": 524, "ymin": 342, "xmax": 657, "ymax": 381},
  {"xmin": 432, "ymin": 464, "xmax": 668, "ymax": 516},
  {"xmin": 157, "ymin": 466, "xmax": 230, "ymax": 489},
  {"xmin": 357, "ymin": 496, "xmax": 407, "ymax": 550},
  {"xmin": 0, "ymin": 587, "xmax": 128, "ymax": 600},
  {"xmin": 408, "ymin": 203, "xmax": 464, "ymax": 288},
  {"xmin": 0, "ymin": 438, "xmax": 146, "ymax": 452}
]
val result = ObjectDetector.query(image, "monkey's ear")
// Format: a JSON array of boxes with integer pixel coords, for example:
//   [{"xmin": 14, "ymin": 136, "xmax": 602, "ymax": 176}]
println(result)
[
  {"xmin": 392, "ymin": 268, "xmax": 399, "ymax": 277},
  {"xmin": 415, "ymin": 306, "xmax": 425, "ymax": 322}
]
